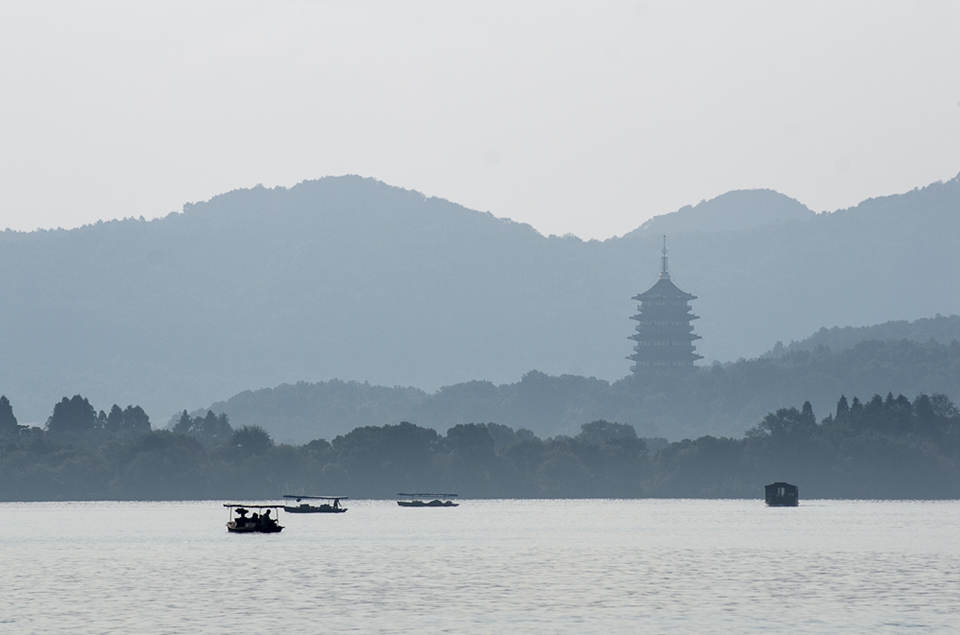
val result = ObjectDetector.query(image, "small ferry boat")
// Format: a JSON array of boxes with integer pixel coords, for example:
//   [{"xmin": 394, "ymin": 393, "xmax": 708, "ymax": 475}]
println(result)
[
  {"xmin": 765, "ymin": 482, "xmax": 799, "ymax": 507},
  {"xmin": 282, "ymin": 494, "xmax": 348, "ymax": 514},
  {"xmin": 396, "ymin": 492, "xmax": 459, "ymax": 507},
  {"xmin": 224, "ymin": 504, "xmax": 284, "ymax": 533}
]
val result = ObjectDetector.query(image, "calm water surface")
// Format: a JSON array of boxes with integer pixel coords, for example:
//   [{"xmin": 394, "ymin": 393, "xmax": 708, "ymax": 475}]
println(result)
[{"xmin": 2, "ymin": 499, "xmax": 959, "ymax": 633}]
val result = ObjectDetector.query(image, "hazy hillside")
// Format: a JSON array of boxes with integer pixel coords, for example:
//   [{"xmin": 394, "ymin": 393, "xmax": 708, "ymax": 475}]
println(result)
[
  {"xmin": 2, "ymin": 173, "xmax": 959, "ymax": 423},
  {"xmin": 626, "ymin": 189, "xmax": 814, "ymax": 236},
  {"xmin": 765, "ymin": 314, "xmax": 960, "ymax": 357},
  {"xmin": 194, "ymin": 339, "xmax": 960, "ymax": 444}
]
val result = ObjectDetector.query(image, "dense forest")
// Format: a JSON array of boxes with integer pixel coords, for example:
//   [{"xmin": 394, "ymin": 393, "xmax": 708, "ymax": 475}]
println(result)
[
  {"xmin": 2, "ymin": 391, "xmax": 959, "ymax": 501},
  {"xmin": 198, "ymin": 338, "xmax": 960, "ymax": 442}
]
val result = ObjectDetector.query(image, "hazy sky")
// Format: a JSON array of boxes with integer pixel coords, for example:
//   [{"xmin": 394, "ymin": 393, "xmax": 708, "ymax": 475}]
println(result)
[{"xmin": 1, "ymin": 1, "xmax": 958, "ymax": 239}]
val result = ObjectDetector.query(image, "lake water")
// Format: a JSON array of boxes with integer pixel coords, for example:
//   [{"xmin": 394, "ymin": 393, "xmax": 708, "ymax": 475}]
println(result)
[{"xmin": 1, "ymin": 499, "xmax": 959, "ymax": 633}]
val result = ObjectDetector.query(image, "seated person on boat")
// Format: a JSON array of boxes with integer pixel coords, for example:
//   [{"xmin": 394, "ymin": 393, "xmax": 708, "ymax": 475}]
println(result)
[{"xmin": 224, "ymin": 504, "xmax": 285, "ymax": 532}]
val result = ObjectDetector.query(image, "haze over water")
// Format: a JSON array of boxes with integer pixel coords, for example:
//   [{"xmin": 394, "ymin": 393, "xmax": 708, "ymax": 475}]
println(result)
[{"xmin": 3, "ymin": 499, "xmax": 959, "ymax": 633}]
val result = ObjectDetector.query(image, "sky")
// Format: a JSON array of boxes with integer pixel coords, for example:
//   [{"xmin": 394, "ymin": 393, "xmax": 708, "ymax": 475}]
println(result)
[{"xmin": 0, "ymin": 0, "xmax": 958, "ymax": 239}]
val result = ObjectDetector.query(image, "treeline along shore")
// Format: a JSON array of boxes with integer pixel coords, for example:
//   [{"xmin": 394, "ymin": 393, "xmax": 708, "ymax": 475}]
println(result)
[{"xmin": 1, "ymin": 391, "xmax": 959, "ymax": 500}]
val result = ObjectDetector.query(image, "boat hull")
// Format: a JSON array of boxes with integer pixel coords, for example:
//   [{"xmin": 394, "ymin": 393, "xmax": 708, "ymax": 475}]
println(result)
[
  {"xmin": 226, "ymin": 521, "xmax": 284, "ymax": 533},
  {"xmin": 283, "ymin": 505, "xmax": 347, "ymax": 514},
  {"xmin": 397, "ymin": 500, "xmax": 458, "ymax": 507}
]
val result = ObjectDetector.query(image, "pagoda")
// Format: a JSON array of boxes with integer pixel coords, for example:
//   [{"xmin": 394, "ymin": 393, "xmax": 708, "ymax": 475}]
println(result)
[{"xmin": 628, "ymin": 236, "xmax": 702, "ymax": 372}]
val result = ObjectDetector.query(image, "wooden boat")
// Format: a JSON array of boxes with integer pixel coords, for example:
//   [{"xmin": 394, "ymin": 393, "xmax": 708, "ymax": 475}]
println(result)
[
  {"xmin": 282, "ymin": 494, "xmax": 348, "ymax": 514},
  {"xmin": 765, "ymin": 482, "xmax": 799, "ymax": 507},
  {"xmin": 396, "ymin": 492, "xmax": 459, "ymax": 507},
  {"xmin": 224, "ymin": 504, "xmax": 284, "ymax": 533}
]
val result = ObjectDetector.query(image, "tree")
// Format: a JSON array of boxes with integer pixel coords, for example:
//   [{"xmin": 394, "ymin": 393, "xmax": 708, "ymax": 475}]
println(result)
[
  {"xmin": 930, "ymin": 394, "xmax": 960, "ymax": 419},
  {"xmin": 46, "ymin": 395, "xmax": 98, "ymax": 437},
  {"xmin": 230, "ymin": 425, "xmax": 274, "ymax": 455},
  {"xmin": 836, "ymin": 395, "xmax": 850, "ymax": 420},
  {"xmin": 445, "ymin": 423, "xmax": 496, "ymax": 462},
  {"xmin": 0, "ymin": 395, "xmax": 17, "ymax": 435},
  {"xmin": 850, "ymin": 396, "xmax": 863, "ymax": 418},
  {"xmin": 800, "ymin": 401, "xmax": 815, "ymax": 425},
  {"xmin": 173, "ymin": 410, "xmax": 193, "ymax": 435},
  {"xmin": 577, "ymin": 420, "xmax": 638, "ymax": 446},
  {"xmin": 106, "ymin": 405, "xmax": 124, "ymax": 435},
  {"xmin": 200, "ymin": 411, "xmax": 232, "ymax": 446},
  {"xmin": 484, "ymin": 422, "xmax": 523, "ymax": 453},
  {"xmin": 912, "ymin": 394, "xmax": 934, "ymax": 421},
  {"xmin": 171, "ymin": 410, "xmax": 232, "ymax": 446},
  {"xmin": 747, "ymin": 407, "xmax": 817, "ymax": 439},
  {"xmin": 119, "ymin": 405, "xmax": 151, "ymax": 436},
  {"xmin": 333, "ymin": 422, "xmax": 439, "ymax": 469}
]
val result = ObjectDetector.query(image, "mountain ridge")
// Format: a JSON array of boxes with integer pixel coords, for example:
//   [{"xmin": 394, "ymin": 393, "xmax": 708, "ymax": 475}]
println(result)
[
  {"xmin": 625, "ymin": 188, "xmax": 814, "ymax": 238},
  {"xmin": 765, "ymin": 314, "xmax": 960, "ymax": 358},
  {"xmin": 1, "ymin": 172, "xmax": 958, "ymax": 423},
  {"xmin": 8, "ymin": 170, "xmax": 957, "ymax": 242}
]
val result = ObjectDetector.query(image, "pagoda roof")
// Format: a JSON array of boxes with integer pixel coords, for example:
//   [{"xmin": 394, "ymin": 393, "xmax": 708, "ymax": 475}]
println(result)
[{"xmin": 633, "ymin": 276, "xmax": 697, "ymax": 301}]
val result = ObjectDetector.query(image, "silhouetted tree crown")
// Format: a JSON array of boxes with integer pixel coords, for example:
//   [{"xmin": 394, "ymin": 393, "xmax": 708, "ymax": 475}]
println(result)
[
  {"xmin": 577, "ymin": 420, "xmax": 639, "ymax": 446},
  {"xmin": 445, "ymin": 423, "xmax": 496, "ymax": 462},
  {"xmin": 47, "ymin": 395, "xmax": 97, "ymax": 436},
  {"xmin": 836, "ymin": 394, "xmax": 850, "ymax": 419},
  {"xmin": 230, "ymin": 425, "xmax": 274, "ymax": 455},
  {"xmin": 121, "ymin": 405, "xmax": 151, "ymax": 436},
  {"xmin": 0, "ymin": 395, "xmax": 17, "ymax": 434},
  {"xmin": 171, "ymin": 410, "xmax": 233, "ymax": 447},
  {"xmin": 106, "ymin": 405, "xmax": 124, "ymax": 434}
]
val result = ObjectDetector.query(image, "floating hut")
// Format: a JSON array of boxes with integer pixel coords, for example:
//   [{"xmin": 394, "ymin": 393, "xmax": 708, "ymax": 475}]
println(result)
[{"xmin": 765, "ymin": 482, "xmax": 799, "ymax": 507}]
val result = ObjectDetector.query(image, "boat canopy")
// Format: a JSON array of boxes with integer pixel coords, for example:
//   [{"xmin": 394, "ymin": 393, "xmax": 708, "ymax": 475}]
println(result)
[
  {"xmin": 223, "ymin": 503, "xmax": 284, "ymax": 509},
  {"xmin": 283, "ymin": 494, "xmax": 349, "ymax": 500}
]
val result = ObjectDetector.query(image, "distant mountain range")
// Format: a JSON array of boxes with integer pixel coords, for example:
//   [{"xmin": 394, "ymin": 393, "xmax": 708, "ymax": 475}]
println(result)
[{"xmin": 2, "ymin": 172, "xmax": 959, "ymax": 423}]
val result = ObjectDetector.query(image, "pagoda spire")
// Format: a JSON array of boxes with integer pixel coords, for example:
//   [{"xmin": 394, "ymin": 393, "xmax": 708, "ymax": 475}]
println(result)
[{"xmin": 659, "ymin": 234, "xmax": 670, "ymax": 280}]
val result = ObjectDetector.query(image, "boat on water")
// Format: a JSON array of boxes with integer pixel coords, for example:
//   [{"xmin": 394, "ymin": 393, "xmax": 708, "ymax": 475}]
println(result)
[
  {"xmin": 282, "ymin": 494, "xmax": 348, "ymax": 514},
  {"xmin": 224, "ymin": 504, "xmax": 284, "ymax": 533},
  {"xmin": 396, "ymin": 492, "xmax": 459, "ymax": 507},
  {"xmin": 765, "ymin": 482, "xmax": 799, "ymax": 507}
]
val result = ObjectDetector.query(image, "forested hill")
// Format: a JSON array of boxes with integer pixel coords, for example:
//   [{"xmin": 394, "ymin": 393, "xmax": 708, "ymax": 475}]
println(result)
[
  {"xmin": 4, "ymin": 392, "xmax": 960, "ymax": 500},
  {"xmin": 2, "ymin": 173, "xmax": 960, "ymax": 422},
  {"xmin": 764, "ymin": 314, "xmax": 960, "ymax": 357},
  {"xmin": 197, "ymin": 339, "xmax": 960, "ymax": 444}
]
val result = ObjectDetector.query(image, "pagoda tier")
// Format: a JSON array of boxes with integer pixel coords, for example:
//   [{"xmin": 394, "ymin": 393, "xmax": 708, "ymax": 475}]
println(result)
[{"xmin": 628, "ymin": 237, "xmax": 702, "ymax": 372}]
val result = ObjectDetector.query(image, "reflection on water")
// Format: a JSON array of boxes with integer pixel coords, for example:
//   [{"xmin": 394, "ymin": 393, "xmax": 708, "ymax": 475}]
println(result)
[{"xmin": 2, "ymin": 500, "xmax": 959, "ymax": 633}]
